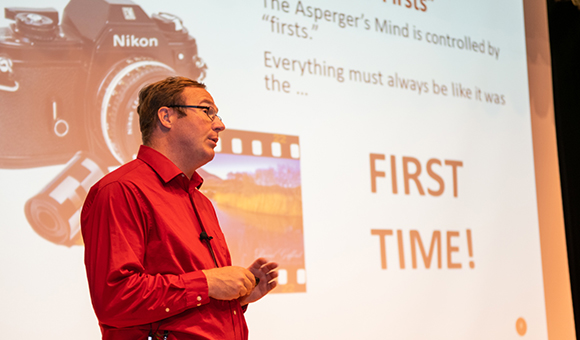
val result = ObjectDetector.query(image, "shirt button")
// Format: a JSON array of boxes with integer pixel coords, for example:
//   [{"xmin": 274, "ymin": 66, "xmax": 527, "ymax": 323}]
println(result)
[
  {"xmin": 197, "ymin": 295, "xmax": 202, "ymax": 301},
  {"xmin": 197, "ymin": 303, "xmax": 201, "ymax": 307},
  {"xmin": 165, "ymin": 308, "xmax": 170, "ymax": 312},
  {"xmin": 181, "ymin": 174, "xmax": 185, "ymax": 177},
  {"xmin": 233, "ymin": 310, "xmax": 237, "ymax": 315}
]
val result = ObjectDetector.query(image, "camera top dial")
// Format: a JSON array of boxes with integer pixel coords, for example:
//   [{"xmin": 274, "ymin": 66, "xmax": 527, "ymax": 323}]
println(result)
[{"xmin": 14, "ymin": 12, "xmax": 58, "ymax": 41}]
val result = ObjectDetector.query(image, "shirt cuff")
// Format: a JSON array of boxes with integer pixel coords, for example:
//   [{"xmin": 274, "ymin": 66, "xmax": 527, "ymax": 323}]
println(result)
[{"xmin": 182, "ymin": 271, "xmax": 210, "ymax": 308}]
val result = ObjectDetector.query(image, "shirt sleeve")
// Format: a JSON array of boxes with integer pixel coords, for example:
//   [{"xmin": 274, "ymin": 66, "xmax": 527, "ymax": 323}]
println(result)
[{"xmin": 81, "ymin": 181, "xmax": 211, "ymax": 328}]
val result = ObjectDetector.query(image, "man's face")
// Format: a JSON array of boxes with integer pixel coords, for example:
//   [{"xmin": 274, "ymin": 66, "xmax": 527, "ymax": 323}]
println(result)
[{"xmin": 170, "ymin": 86, "xmax": 225, "ymax": 168}]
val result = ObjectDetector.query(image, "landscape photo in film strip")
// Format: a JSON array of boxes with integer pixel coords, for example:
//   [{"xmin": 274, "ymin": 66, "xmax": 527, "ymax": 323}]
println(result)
[{"xmin": 200, "ymin": 129, "xmax": 306, "ymax": 293}]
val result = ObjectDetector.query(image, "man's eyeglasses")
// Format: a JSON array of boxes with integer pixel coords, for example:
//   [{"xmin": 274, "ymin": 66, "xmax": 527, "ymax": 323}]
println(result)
[{"xmin": 167, "ymin": 105, "xmax": 222, "ymax": 121}]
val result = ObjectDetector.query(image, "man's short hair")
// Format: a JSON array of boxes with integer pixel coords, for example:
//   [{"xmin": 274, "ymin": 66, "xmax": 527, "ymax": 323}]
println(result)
[{"xmin": 137, "ymin": 76, "xmax": 206, "ymax": 145}]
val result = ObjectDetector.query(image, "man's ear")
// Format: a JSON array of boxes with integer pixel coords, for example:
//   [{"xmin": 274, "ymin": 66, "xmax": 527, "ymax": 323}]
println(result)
[{"xmin": 157, "ymin": 107, "xmax": 172, "ymax": 129}]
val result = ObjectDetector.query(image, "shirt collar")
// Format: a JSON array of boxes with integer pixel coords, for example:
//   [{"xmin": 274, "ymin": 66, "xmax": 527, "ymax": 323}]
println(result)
[{"xmin": 137, "ymin": 145, "xmax": 204, "ymax": 189}]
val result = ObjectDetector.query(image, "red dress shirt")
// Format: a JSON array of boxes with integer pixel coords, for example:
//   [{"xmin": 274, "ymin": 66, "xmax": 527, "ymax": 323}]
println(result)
[{"xmin": 81, "ymin": 145, "xmax": 248, "ymax": 340}]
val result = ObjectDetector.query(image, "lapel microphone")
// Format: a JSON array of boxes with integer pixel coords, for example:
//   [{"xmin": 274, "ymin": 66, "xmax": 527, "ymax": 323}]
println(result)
[
  {"xmin": 199, "ymin": 231, "xmax": 218, "ymax": 267},
  {"xmin": 199, "ymin": 231, "xmax": 213, "ymax": 241}
]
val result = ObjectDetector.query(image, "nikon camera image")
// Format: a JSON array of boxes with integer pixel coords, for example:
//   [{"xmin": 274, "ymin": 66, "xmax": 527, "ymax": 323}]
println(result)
[{"xmin": 0, "ymin": 0, "xmax": 207, "ymax": 245}]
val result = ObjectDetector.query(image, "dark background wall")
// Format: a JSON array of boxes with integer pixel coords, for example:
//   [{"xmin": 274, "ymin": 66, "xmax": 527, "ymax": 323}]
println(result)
[{"xmin": 547, "ymin": 0, "xmax": 580, "ymax": 333}]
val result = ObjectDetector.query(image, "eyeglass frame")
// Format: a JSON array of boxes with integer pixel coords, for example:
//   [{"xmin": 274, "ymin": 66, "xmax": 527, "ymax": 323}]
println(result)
[{"xmin": 166, "ymin": 105, "xmax": 222, "ymax": 122}]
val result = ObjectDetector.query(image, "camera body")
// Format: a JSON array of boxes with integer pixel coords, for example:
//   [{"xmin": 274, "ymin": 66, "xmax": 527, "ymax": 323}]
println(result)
[{"xmin": 0, "ymin": 0, "xmax": 206, "ymax": 168}]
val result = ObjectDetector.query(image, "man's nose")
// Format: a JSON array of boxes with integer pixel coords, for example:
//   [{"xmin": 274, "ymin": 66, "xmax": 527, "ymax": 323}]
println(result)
[{"xmin": 213, "ymin": 118, "xmax": 225, "ymax": 132}]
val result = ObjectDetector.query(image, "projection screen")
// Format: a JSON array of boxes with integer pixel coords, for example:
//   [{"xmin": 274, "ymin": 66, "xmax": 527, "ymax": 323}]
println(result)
[{"xmin": 0, "ymin": 0, "xmax": 574, "ymax": 339}]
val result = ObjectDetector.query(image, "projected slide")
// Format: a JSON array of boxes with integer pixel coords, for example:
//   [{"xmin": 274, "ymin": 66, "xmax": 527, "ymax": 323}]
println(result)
[{"xmin": 0, "ymin": 0, "xmax": 573, "ymax": 339}]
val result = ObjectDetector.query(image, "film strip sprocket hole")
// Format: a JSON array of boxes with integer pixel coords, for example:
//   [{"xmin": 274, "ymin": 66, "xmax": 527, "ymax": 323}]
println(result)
[
  {"xmin": 215, "ymin": 129, "xmax": 300, "ymax": 159},
  {"xmin": 201, "ymin": 129, "xmax": 306, "ymax": 293}
]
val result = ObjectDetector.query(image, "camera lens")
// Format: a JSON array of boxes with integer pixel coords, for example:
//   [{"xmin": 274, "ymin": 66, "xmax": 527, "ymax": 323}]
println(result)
[{"xmin": 98, "ymin": 58, "xmax": 175, "ymax": 164}]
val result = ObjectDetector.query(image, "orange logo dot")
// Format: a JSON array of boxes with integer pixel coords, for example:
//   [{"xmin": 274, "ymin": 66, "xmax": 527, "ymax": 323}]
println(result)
[{"xmin": 516, "ymin": 317, "xmax": 527, "ymax": 336}]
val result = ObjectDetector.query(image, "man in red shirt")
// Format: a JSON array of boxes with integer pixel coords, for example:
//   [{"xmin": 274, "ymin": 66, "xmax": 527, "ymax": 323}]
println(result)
[{"xmin": 81, "ymin": 76, "xmax": 278, "ymax": 339}]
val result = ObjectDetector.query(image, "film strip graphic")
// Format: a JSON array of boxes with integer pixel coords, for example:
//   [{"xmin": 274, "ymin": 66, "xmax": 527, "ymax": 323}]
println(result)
[{"xmin": 201, "ymin": 129, "xmax": 306, "ymax": 293}]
